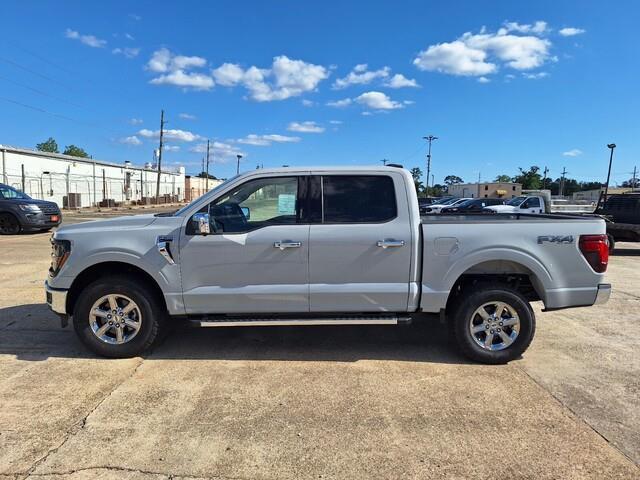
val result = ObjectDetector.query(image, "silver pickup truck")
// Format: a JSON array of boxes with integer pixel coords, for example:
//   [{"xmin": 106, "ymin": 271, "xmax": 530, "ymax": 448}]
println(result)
[{"xmin": 45, "ymin": 166, "xmax": 611, "ymax": 363}]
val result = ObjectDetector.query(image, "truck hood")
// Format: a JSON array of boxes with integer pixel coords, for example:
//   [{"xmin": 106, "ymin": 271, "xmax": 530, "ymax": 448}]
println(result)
[
  {"xmin": 485, "ymin": 205, "xmax": 518, "ymax": 213},
  {"xmin": 55, "ymin": 214, "xmax": 157, "ymax": 234}
]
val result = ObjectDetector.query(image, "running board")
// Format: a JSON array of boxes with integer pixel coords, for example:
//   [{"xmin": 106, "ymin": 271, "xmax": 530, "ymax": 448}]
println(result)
[{"xmin": 188, "ymin": 314, "xmax": 412, "ymax": 328}]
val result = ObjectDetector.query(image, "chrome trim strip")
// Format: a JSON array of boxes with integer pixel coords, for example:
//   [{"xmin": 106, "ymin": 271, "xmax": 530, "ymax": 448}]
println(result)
[
  {"xmin": 195, "ymin": 317, "xmax": 404, "ymax": 327},
  {"xmin": 156, "ymin": 236, "xmax": 175, "ymax": 265},
  {"xmin": 45, "ymin": 281, "xmax": 68, "ymax": 315},
  {"xmin": 594, "ymin": 283, "xmax": 611, "ymax": 305}
]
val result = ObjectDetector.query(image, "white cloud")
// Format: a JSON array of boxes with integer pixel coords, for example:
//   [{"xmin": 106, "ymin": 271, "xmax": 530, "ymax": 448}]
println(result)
[
  {"xmin": 119, "ymin": 135, "xmax": 141, "ymax": 146},
  {"xmin": 164, "ymin": 145, "xmax": 180, "ymax": 152},
  {"xmin": 413, "ymin": 24, "xmax": 552, "ymax": 76},
  {"xmin": 287, "ymin": 121, "xmax": 325, "ymax": 133},
  {"xmin": 522, "ymin": 71, "xmax": 548, "ymax": 79},
  {"xmin": 502, "ymin": 21, "xmax": 548, "ymax": 35},
  {"xmin": 333, "ymin": 64, "xmax": 390, "ymax": 89},
  {"xmin": 301, "ymin": 99, "xmax": 315, "ymax": 107},
  {"xmin": 355, "ymin": 91, "xmax": 403, "ymax": 110},
  {"xmin": 138, "ymin": 128, "xmax": 202, "ymax": 142},
  {"xmin": 189, "ymin": 141, "xmax": 244, "ymax": 162},
  {"xmin": 124, "ymin": 33, "xmax": 135, "ymax": 41},
  {"xmin": 147, "ymin": 48, "xmax": 207, "ymax": 72},
  {"xmin": 563, "ymin": 148, "xmax": 583, "ymax": 157},
  {"xmin": 149, "ymin": 70, "xmax": 214, "ymax": 90},
  {"xmin": 179, "ymin": 113, "xmax": 197, "ymax": 120},
  {"xmin": 236, "ymin": 134, "xmax": 301, "ymax": 146},
  {"xmin": 128, "ymin": 118, "xmax": 143, "ymax": 125},
  {"xmin": 384, "ymin": 73, "xmax": 419, "ymax": 88},
  {"xmin": 211, "ymin": 56, "xmax": 329, "ymax": 101},
  {"xmin": 477, "ymin": 76, "xmax": 491, "ymax": 83},
  {"xmin": 146, "ymin": 48, "xmax": 213, "ymax": 90},
  {"xmin": 112, "ymin": 47, "xmax": 140, "ymax": 58},
  {"xmin": 329, "ymin": 120, "xmax": 343, "ymax": 125},
  {"xmin": 65, "ymin": 29, "xmax": 107, "ymax": 48},
  {"xmin": 327, "ymin": 98, "xmax": 352, "ymax": 108},
  {"xmin": 559, "ymin": 27, "xmax": 586, "ymax": 37},
  {"xmin": 211, "ymin": 63, "xmax": 246, "ymax": 86}
]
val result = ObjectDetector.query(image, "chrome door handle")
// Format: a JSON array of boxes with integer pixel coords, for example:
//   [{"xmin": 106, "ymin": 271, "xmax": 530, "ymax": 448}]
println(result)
[
  {"xmin": 377, "ymin": 239, "xmax": 405, "ymax": 249},
  {"xmin": 274, "ymin": 241, "xmax": 302, "ymax": 250}
]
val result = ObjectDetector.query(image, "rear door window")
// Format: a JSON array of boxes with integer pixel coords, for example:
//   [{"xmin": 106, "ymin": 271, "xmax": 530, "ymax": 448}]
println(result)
[{"xmin": 322, "ymin": 175, "xmax": 397, "ymax": 223}]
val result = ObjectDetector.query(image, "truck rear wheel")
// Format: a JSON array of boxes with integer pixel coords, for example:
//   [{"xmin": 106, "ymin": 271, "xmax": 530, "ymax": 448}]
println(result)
[
  {"xmin": 451, "ymin": 285, "xmax": 535, "ymax": 364},
  {"xmin": 73, "ymin": 276, "xmax": 165, "ymax": 358}
]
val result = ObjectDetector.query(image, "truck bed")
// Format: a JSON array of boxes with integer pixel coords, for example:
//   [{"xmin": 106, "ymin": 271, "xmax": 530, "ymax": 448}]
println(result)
[{"xmin": 421, "ymin": 212, "xmax": 602, "ymax": 224}]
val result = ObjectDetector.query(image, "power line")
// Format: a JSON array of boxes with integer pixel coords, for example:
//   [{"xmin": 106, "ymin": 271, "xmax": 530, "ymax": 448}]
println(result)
[
  {"xmin": 0, "ymin": 74, "xmax": 84, "ymax": 108},
  {"xmin": 0, "ymin": 55, "xmax": 74, "ymax": 90}
]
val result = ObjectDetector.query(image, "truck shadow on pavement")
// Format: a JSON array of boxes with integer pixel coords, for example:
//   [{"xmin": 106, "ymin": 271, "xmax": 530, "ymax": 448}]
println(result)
[{"xmin": 0, "ymin": 303, "xmax": 472, "ymax": 364}]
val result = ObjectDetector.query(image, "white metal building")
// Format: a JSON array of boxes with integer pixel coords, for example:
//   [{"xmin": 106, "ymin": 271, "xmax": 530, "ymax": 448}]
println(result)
[{"xmin": 0, "ymin": 144, "xmax": 185, "ymax": 209}]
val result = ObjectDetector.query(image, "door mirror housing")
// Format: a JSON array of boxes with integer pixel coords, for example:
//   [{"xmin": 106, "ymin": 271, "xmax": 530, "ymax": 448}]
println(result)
[
  {"xmin": 240, "ymin": 206, "xmax": 250, "ymax": 220},
  {"xmin": 192, "ymin": 212, "xmax": 211, "ymax": 235}
]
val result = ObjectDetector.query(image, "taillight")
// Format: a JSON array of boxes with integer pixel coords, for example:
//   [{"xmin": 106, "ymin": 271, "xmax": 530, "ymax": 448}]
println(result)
[{"xmin": 579, "ymin": 234, "xmax": 609, "ymax": 273}]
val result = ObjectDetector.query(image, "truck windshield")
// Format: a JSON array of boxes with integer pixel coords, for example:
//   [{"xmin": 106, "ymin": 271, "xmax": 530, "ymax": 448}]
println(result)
[
  {"xmin": 506, "ymin": 197, "xmax": 527, "ymax": 207},
  {"xmin": 173, "ymin": 175, "xmax": 239, "ymax": 216},
  {"xmin": 0, "ymin": 184, "xmax": 31, "ymax": 200}
]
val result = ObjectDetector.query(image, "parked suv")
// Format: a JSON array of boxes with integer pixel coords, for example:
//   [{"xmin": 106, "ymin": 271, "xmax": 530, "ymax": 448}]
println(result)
[
  {"xmin": 0, "ymin": 183, "xmax": 62, "ymax": 234},
  {"xmin": 440, "ymin": 198, "xmax": 505, "ymax": 213}
]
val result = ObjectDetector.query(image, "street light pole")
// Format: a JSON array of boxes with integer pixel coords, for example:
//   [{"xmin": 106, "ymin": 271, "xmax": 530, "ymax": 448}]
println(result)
[
  {"xmin": 423, "ymin": 135, "xmax": 438, "ymax": 194},
  {"xmin": 603, "ymin": 143, "xmax": 616, "ymax": 203},
  {"xmin": 236, "ymin": 154, "xmax": 243, "ymax": 175}
]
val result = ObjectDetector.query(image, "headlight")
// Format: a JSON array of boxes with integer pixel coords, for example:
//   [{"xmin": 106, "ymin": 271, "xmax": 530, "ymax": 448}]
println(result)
[
  {"xmin": 18, "ymin": 204, "xmax": 42, "ymax": 212},
  {"xmin": 49, "ymin": 238, "xmax": 71, "ymax": 277}
]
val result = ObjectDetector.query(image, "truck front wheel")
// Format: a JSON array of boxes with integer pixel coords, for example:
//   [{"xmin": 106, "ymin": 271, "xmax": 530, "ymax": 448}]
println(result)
[
  {"xmin": 452, "ymin": 285, "xmax": 536, "ymax": 364},
  {"xmin": 73, "ymin": 276, "xmax": 165, "ymax": 358}
]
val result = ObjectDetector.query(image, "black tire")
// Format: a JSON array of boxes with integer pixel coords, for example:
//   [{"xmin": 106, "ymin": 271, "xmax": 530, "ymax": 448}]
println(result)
[
  {"xmin": 451, "ymin": 284, "xmax": 536, "ymax": 364},
  {"xmin": 73, "ymin": 275, "xmax": 166, "ymax": 358},
  {"xmin": 0, "ymin": 213, "xmax": 21, "ymax": 235}
]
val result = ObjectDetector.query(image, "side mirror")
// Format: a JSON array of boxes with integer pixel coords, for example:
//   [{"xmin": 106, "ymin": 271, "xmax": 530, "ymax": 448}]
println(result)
[
  {"xmin": 192, "ymin": 212, "xmax": 211, "ymax": 235},
  {"xmin": 241, "ymin": 206, "xmax": 250, "ymax": 220}
]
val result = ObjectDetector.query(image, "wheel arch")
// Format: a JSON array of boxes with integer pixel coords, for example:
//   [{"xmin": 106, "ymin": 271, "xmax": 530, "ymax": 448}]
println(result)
[{"xmin": 66, "ymin": 261, "xmax": 167, "ymax": 316}]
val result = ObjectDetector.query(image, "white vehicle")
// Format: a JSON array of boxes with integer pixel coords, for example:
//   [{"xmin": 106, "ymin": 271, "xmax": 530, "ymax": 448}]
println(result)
[
  {"xmin": 424, "ymin": 197, "xmax": 471, "ymax": 214},
  {"xmin": 485, "ymin": 196, "xmax": 545, "ymax": 214}
]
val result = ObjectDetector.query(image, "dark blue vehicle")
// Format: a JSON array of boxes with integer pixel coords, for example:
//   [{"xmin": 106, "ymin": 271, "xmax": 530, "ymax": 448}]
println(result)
[{"xmin": 0, "ymin": 183, "xmax": 61, "ymax": 234}]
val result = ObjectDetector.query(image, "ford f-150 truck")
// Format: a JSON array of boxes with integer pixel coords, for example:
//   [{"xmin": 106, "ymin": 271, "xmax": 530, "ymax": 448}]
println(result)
[{"xmin": 45, "ymin": 167, "xmax": 611, "ymax": 363}]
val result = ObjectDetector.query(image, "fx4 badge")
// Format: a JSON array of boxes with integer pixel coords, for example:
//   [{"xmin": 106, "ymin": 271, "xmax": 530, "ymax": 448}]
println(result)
[{"xmin": 537, "ymin": 235, "xmax": 574, "ymax": 245}]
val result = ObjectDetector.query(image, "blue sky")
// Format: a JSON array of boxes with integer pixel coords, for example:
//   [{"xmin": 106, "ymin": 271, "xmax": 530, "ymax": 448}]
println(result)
[{"xmin": 1, "ymin": 0, "xmax": 638, "ymax": 184}]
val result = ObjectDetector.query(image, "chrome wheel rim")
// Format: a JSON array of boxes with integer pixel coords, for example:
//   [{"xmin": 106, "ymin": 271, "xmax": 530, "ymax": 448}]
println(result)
[
  {"xmin": 89, "ymin": 294, "xmax": 142, "ymax": 345},
  {"xmin": 469, "ymin": 301, "xmax": 520, "ymax": 351}
]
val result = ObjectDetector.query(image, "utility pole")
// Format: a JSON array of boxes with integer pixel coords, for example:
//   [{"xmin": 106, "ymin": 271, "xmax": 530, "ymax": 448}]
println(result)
[
  {"xmin": 155, "ymin": 109, "xmax": 164, "ymax": 201},
  {"xmin": 603, "ymin": 143, "xmax": 616, "ymax": 202},
  {"xmin": 632, "ymin": 166, "xmax": 638, "ymax": 192},
  {"xmin": 559, "ymin": 167, "xmax": 568, "ymax": 197},
  {"xmin": 422, "ymin": 135, "xmax": 438, "ymax": 195},
  {"xmin": 205, "ymin": 139, "xmax": 210, "ymax": 190},
  {"xmin": 236, "ymin": 154, "xmax": 243, "ymax": 175},
  {"xmin": 380, "ymin": 159, "xmax": 389, "ymax": 166},
  {"xmin": 542, "ymin": 166, "xmax": 549, "ymax": 190}
]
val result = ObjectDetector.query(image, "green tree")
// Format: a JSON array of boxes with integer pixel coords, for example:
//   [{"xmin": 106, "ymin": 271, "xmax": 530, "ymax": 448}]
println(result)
[
  {"xmin": 513, "ymin": 166, "xmax": 542, "ymax": 190},
  {"xmin": 63, "ymin": 145, "xmax": 89, "ymax": 158},
  {"xmin": 494, "ymin": 174, "xmax": 513, "ymax": 183},
  {"xmin": 410, "ymin": 167, "xmax": 424, "ymax": 195},
  {"xmin": 196, "ymin": 171, "xmax": 218, "ymax": 179},
  {"xmin": 36, "ymin": 137, "xmax": 59, "ymax": 153},
  {"xmin": 444, "ymin": 175, "xmax": 464, "ymax": 186}
]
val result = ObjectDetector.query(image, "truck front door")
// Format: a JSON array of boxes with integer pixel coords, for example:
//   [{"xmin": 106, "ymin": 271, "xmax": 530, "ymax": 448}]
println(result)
[
  {"xmin": 308, "ymin": 174, "xmax": 413, "ymax": 312},
  {"xmin": 179, "ymin": 175, "xmax": 310, "ymax": 314}
]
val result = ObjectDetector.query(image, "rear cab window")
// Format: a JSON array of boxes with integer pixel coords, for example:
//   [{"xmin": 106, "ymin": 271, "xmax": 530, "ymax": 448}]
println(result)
[{"xmin": 321, "ymin": 175, "xmax": 397, "ymax": 223}]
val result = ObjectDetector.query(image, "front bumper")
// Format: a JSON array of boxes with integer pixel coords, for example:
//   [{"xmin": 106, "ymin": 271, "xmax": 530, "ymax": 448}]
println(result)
[
  {"xmin": 45, "ymin": 280, "xmax": 68, "ymax": 315},
  {"xmin": 594, "ymin": 283, "xmax": 611, "ymax": 305},
  {"xmin": 22, "ymin": 211, "xmax": 62, "ymax": 230}
]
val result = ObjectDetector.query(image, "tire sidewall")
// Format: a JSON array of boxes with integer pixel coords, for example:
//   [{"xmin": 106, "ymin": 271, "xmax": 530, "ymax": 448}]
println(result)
[
  {"xmin": 0, "ymin": 213, "xmax": 21, "ymax": 235},
  {"xmin": 73, "ymin": 277, "xmax": 162, "ymax": 358},
  {"xmin": 453, "ymin": 287, "xmax": 535, "ymax": 364}
]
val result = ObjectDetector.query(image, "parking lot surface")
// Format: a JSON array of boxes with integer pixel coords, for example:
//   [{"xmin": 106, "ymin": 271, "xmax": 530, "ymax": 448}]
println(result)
[{"xmin": 0, "ymin": 213, "xmax": 638, "ymax": 479}]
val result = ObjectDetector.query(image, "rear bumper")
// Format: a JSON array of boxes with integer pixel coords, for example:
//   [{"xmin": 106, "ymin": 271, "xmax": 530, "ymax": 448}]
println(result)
[
  {"xmin": 594, "ymin": 283, "xmax": 611, "ymax": 305},
  {"xmin": 45, "ymin": 280, "xmax": 68, "ymax": 315},
  {"xmin": 543, "ymin": 283, "xmax": 611, "ymax": 310}
]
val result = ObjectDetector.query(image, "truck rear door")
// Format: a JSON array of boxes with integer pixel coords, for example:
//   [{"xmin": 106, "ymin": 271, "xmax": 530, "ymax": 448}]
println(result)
[{"xmin": 308, "ymin": 173, "xmax": 413, "ymax": 312}]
